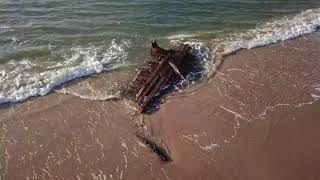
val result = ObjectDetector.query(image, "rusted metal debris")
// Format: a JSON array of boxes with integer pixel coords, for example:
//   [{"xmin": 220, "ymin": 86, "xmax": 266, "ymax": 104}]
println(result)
[{"xmin": 129, "ymin": 41, "xmax": 192, "ymax": 113}]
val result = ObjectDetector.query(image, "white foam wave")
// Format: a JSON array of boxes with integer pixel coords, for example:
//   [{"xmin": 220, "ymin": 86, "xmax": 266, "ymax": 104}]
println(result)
[
  {"xmin": 0, "ymin": 95, "xmax": 10, "ymax": 104},
  {"xmin": 0, "ymin": 39, "xmax": 130, "ymax": 104},
  {"xmin": 168, "ymin": 8, "xmax": 320, "ymax": 94},
  {"xmin": 0, "ymin": 25, "xmax": 10, "ymax": 29},
  {"xmin": 56, "ymin": 88, "xmax": 122, "ymax": 101},
  {"xmin": 311, "ymin": 83, "xmax": 320, "ymax": 101},
  {"xmin": 101, "ymin": 39, "xmax": 130, "ymax": 65},
  {"xmin": 219, "ymin": 8, "xmax": 320, "ymax": 55},
  {"xmin": 166, "ymin": 33, "xmax": 199, "ymax": 40}
]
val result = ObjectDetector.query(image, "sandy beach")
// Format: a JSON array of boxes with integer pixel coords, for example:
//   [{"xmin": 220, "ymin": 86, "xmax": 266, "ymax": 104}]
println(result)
[{"xmin": 1, "ymin": 32, "xmax": 320, "ymax": 180}]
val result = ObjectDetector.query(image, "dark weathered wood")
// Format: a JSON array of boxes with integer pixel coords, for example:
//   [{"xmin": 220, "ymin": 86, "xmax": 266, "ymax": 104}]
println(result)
[{"xmin": 129, "ymin": 41, "xmax": 192, "ymax": 113}]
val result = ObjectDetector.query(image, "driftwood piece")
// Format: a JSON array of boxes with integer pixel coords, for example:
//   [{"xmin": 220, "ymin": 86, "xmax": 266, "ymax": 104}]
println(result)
[{"xmin": 129, "ymin": 41, "xmax": 192, "ymax": 113}]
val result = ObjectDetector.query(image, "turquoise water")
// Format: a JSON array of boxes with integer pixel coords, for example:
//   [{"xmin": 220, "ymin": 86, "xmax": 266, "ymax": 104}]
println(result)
[{"xmin": 0, "ymin": 0, "xmax": 320, "ymax": 103}]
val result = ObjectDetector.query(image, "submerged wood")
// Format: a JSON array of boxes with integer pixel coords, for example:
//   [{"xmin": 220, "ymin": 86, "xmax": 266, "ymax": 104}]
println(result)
[{"xmin": 129, "ymin": 41, "xmax": 192, "ymax": 113}]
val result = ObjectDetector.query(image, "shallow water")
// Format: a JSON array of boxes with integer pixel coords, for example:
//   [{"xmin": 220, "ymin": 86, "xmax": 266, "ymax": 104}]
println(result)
[{"xmin": 0, "ymin": 0, "xmax": 320, "ymax": 104}]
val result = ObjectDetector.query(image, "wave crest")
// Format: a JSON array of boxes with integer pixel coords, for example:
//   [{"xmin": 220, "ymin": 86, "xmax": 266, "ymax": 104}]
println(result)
[
  {"xmin": 0, "ymin": 39, "xmax": 130, "ymax": 104},
  {"xmin": 217, "ymin": 8, "xmax": 320, "ymax": 55}
]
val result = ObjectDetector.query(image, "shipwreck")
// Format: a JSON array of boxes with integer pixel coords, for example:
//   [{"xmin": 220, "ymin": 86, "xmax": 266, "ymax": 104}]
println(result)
[{"xmin": 129, "ymin": 41, "xmax": 193, "ymax": 113}]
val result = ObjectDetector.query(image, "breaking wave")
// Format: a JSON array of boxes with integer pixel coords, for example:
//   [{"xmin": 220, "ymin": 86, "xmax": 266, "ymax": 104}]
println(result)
[
  {"xmin": 0, "ymin": 39, "xmax": 130, "ymax": 104},
  {"xmin": 168, "ymin": 8, "xmax": 320, "ymax": 80},
  {"xmin": 215, "ymin": 8, "xmax": 320, "ymax": 55}
]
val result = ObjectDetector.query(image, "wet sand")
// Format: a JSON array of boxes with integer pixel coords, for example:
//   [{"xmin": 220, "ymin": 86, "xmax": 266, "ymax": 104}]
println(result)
[{"xmin": 1, "ymin": 32, "xmax": 320, "ymax": 180}]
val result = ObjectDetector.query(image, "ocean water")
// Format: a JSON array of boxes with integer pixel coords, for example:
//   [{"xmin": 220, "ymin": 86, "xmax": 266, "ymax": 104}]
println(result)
[{"xmin": 0, "ymin": 0, "xmax": 320, "ymax": 104}]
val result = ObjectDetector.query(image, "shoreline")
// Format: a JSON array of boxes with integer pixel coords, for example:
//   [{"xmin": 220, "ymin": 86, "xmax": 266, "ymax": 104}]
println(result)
[
  {"xmin": 1, "ymin": 32, "xmax": 320, "ymax": 179},
  {"xmin": 2, "ymin": 7, "xmax": 320, "ymax": 106}
]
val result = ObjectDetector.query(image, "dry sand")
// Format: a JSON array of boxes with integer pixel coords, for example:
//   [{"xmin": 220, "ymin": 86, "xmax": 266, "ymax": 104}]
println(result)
[{"xmin": 0, "ymin": 32, "xmax": 320, "ymax": 180}]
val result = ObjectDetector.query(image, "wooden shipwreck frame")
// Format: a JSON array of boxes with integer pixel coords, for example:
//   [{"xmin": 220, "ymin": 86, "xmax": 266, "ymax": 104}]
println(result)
[{"xmin": 129, "ymin": 41, "xmax": 192, "ymax": 113}]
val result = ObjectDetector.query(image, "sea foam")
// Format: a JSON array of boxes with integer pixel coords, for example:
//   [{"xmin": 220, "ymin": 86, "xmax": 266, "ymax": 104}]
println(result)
[
  {"xmin": 0, "ymin": 39, "xmax": 130, "ymax": 104},
  {"xmin": 219, "ymin": 8, "xmax": 320, "ymax": 55},
  {"xmin": 169, "ymin": 8, "xmax": 320, "ymax": 77}
]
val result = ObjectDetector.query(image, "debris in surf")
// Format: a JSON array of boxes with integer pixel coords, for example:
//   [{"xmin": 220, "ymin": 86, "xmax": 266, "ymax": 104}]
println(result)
[{"xmin": 129, "ymin": 41, "xmax": 193, "ymax": 113}]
